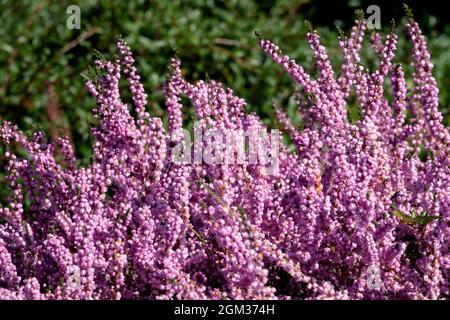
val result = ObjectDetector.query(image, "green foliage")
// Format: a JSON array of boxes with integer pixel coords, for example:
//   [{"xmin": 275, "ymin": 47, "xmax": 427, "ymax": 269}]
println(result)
[
  {"xmin": 403, "ymin": 3, "xmax": 414, "ymax": 22},
  {"xmin": 390, "ymin": 205, "xmax": 440, "ymax": 227}
]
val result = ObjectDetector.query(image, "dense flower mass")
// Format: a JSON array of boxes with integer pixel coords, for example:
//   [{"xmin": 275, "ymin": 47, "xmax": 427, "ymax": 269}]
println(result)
[{"xmin": 0, "ymin": 14, "xmax": 449, "ymax": 300}]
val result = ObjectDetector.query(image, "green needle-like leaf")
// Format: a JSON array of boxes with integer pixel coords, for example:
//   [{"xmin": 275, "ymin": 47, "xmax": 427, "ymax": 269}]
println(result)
[{"xmin": 391, "ymin": 205, "xmax": 440, "ymax": 226}]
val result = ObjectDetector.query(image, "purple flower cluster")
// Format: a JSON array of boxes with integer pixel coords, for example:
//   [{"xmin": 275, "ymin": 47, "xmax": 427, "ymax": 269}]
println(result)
[{"xmin": 1, "ymin": 16, "xmax": 449, "ymax": 300}]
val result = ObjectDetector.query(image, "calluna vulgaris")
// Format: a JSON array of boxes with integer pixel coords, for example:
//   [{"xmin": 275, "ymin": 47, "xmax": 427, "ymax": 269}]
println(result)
[{"xmin": 1, "ymin": 12, "xmax": 449, "ymax": 299}]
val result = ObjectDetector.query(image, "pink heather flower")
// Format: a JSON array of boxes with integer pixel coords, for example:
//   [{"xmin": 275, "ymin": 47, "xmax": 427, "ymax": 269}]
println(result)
[{"xmin": 0, "ymin": 15, "xmax": 449, "ymax": 300}]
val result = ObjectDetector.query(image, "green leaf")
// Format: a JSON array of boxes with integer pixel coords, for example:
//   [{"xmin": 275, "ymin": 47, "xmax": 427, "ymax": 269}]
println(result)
[{"xmin": 390, "ymin": 205, "xmax": 440, "ymax": 226}]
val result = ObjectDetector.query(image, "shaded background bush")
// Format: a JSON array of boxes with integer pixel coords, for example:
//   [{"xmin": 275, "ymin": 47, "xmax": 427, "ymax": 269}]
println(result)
[{"xmin": 0, "ymin": 0, "xmax": 449, "ymax": 203}]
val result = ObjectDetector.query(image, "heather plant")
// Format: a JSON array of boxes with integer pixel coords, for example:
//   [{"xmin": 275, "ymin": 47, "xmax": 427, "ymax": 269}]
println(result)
[{"xmin": 0, "ymin": 10, "xmax": 449, "ymax": 300}]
